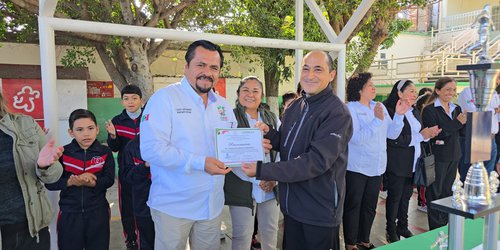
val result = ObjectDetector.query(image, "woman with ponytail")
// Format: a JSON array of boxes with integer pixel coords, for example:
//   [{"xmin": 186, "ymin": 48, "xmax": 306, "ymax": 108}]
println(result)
[{"xmin": 421, "ymin": 77, "xmax": 467, "ymax": 230}]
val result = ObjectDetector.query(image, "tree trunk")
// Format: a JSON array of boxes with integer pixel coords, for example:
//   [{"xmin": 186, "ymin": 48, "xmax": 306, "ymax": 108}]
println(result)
[
  {"xmin": 126, "ymin": 39, "xmax": 154, "ymax": 100},
  {"xmin": 264, "ymin": 66, "xmax": 280, "ymax": 116},
  {"xmin": 354, "ymin": 17, "xmax": 391, "ymax": 74}
]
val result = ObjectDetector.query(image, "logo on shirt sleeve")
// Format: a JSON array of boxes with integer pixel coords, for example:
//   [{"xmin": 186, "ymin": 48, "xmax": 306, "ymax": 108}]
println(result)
[{"xmin": 141, "ymin": 114, "xmax": 150, "ymax": 122}]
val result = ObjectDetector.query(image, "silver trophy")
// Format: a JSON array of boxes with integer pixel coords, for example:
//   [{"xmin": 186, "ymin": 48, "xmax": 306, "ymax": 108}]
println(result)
[
  {"xmin": 463, "ymin": 162, "xmax": 491, "ymax": 206},
  {"xmin": 458, "ymin": 4, "xmax": 500, "ymax": 207}
]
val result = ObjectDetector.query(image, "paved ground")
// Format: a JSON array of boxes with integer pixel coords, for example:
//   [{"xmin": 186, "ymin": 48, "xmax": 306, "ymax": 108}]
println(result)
[{"xmin": 106, "ymin": 183, "xmax": 429, "ymax": 250}]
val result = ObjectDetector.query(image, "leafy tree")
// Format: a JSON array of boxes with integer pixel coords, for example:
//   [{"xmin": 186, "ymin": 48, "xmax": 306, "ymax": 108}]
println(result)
[
  {"xmin": 323, "ymin": 0, "xmax": 431, "ymax": 74},
  {"xmin": 1, "ymin": 0, "xmax": 231, "ymax": 100},
  {"xmin": 220, "ymin": 0, "xmax": 293, "ymax": 114},
  {"xmin": 221, "ymin": 0, "xmax": 327, "ymax": 113}
]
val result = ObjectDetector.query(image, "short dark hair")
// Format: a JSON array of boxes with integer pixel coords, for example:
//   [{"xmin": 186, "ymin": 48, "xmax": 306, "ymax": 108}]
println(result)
[
  {"xmin": 68, "ymin": 109, "xmax": 97, "ymax": 130},
  {"xmin": 346, "ymin": 72, "xmax": 373, "ymax": 102},
  {"xmin": 418, "ymin": 87, "xmax": 432, "ymax": 96},
  {"xmin": 282, "ymin": 92, "xmax": 298, "ymax": 106},
  {"xmin": 185, "ymin": 40, "xmax": 224, "ymax": 68},
  {"xmin": 121, "ymin": 84, "xmax": 142, "ymax": 99}
]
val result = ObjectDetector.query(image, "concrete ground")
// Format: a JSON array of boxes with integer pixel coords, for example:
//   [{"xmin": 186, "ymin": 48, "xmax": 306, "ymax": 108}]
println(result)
[{"xmin": 107, "ymin": 184, "xmax": 429, "ymax": 250}]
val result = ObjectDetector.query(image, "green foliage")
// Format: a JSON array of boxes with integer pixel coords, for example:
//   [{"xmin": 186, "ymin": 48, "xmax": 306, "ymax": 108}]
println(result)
[
  {"xmin": 0, "ymin": 1, "xmax": 38, "ymax": 42},
  {"xmin": 60, "ymin": 46, "xmax": 96, "ymax": 68},
  {"xmin": 381, "ymin": 19, "xmax": 413, "ymax": 49},
  {"xmin": 220, "ymin": 0, "xmax": 298, "ymax": 87},
  {"xmin": 323, "ymin": 0, "xmax": 433, "ymax": 73}
]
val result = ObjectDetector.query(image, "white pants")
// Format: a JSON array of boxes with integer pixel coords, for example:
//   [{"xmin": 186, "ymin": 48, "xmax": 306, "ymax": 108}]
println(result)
[
  {"xmin": 229, "ymin": 199, "xmax": 280, "ymax": 250},
  {"xmin": 150, "ymin": 208, "xmax": 222, "ymax": 250}
]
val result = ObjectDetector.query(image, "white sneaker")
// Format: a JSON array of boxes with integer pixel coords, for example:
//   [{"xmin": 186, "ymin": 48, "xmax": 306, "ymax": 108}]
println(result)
[{"xmin": 417, "ymin": 205, "xmax": 427, "ymax": 213}]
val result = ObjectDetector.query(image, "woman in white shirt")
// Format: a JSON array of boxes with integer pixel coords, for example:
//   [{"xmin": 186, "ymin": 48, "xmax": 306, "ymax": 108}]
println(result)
[
  {"xmin": 343, "ymin": 73, "xmax": 409, "ymax": 250},
  {"xmin": 224, "ymin": 76, "xmax": 280, "ymax": 250}
]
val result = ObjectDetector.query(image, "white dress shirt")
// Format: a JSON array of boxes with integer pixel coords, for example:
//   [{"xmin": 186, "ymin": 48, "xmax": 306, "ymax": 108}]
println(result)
[
  {"xmin": 140, "ymin": 77, "xmax": 237, "ymax": 220},
  {"xmin": 347, "ymin": 101, "xmax": 404, "ymax": 176}
]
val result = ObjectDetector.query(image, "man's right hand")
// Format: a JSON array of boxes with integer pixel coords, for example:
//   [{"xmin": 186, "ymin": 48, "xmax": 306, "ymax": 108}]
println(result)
[{"xmin": 204, "ymin": 157, "xmax": 231, "ymax": 175}]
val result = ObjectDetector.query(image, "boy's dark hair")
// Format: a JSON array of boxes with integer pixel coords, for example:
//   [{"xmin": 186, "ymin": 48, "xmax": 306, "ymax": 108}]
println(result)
[
  {"xmin": 346, "ymin": 72, "xmax": 373, "ymax": 102},
  {"xmin": 282, "ymin": 92, "xmax": 298, "ymax": 106},
  {"xmin": 121, "ymin": 84, "xmax": 142, "ymax": 99},
  {"xmin": 68, "ymin": 109, "xmax": 97, "ymax": 129},
  {"xmin": 418, "ymin": 87, "xmax": 432, "ymax": 96},
  {"xmin": 185, "ymin": 40, "xmax": 224, "ymax": 68}
]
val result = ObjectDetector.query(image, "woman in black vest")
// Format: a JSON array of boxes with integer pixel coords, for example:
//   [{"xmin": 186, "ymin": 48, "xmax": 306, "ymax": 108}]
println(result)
[
  {"xmin": 224, "ymin": 76, "xmax": 280, "ymax": 250},
  {"xmin": 422, "ymin": 77, "xmax": 467, "ymax": 230},
  {"xmin": 383, "ymin": 80, "xmax": 440, "ymax": 242}
]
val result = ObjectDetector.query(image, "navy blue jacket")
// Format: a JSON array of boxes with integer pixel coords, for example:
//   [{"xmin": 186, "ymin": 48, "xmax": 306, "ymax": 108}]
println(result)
[
  {"xmin": 107, "ymin": 109, "xmax": 142, "ymax": 177},
  {"xmin": 122, "ymin": 136, "xmax": 151, "ymax": 217},
  {"xmin": 257, "ymin": 86, "xmax": 353, "ymax": 227},
  {"xmin": 45, "ymin": 140, "xmax": 115, "ymax": 212}
]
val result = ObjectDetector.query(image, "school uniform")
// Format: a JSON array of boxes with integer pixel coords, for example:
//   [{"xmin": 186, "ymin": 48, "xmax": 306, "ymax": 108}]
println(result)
[
  {"xmin": 108, "ymin": 109, "xmax": 142, "ymax": 245},
  {"xmin": 45, "ymin": 140, "xmax": 115, "ymax": 250},
  {"xmin": 421, "ymin": 99, "xmax": 465, "ymax": 230},
  {"xmin": 385, "ymin": 107, "xmax": 424, "ymax": 239},
  {"xmin": 343, "ymin": 101, "xmax": 404, "ymax": 246},
  {"xmin": 123, "ymin": 137, "xmax": 154, "ymax": 250}
]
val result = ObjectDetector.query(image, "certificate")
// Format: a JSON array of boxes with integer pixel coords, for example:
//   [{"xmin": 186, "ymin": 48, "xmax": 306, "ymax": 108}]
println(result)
[{"xmin": 215, "ymin": 128, "xmax": 264, "ymax": 167}]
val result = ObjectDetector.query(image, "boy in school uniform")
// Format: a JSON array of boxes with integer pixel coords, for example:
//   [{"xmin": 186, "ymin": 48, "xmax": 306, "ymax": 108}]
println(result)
[
  {"xmin": 105, "ymin": 85, "xmax": 144, "ymax": 249},
  {"xmin": 46, "ymin": 109, "xmax": 115, "ymax": 250},
  {"xmin": 122, "ymin": 134, "xmax": 154, "ymax": 250}
]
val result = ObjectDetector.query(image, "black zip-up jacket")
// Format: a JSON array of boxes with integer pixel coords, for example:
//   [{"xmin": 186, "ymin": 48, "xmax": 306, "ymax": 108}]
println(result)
[
  {"xmin": 45, "ymin": 140, "xmax": 115, "ymax": 212},
  {"xmin": 422, "ymin": 103, "xmax": 465, "ymax": 162},
  {"xmin": 122, "ymin": 136, "xmax": 151, "ymax": 217},
  {"xmin": 107, "ymin": 109, "xmax": 142, "ymax": 178},
  {"xmin": 386, "ymin": 107, "xmax": 422, "ymax": 178},
  {"xmin": 257, "ymin": 86, "xmax": 353, "ymax": 227}
]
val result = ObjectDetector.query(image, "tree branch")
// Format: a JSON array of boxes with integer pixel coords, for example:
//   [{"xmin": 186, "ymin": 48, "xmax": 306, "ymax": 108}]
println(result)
[
  {"xmin": 95, "ymin": 43, "xmax": 128, "ymax": 89},
  {"xmin": 10, "ymin": 0, "xmax": 38, "ymax": 14},
  {"xmin": 119, "ymin": 0, "xmax": 135, "ymax": 24}
]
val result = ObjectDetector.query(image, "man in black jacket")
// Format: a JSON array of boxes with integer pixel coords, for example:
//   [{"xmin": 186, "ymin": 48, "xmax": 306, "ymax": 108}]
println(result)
[{"xmin": 243, "ymin": 50, "xmax": 353, "ymax": 250}]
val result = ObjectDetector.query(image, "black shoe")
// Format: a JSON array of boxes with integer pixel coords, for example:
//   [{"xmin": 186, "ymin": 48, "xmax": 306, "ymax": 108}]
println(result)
[
  {"xmin": 357, "ymin": 243, "xmax": 376, "ymax": 249},
  {"xmin": 126, "ymin": 241, "xmax": 138, "ymax": 250},
  {"xmin": 396, "ymin": 228, "xmax": 414, "ymax": 238},
  {"xmin": 386, "ymin": 231, "xmax": 399, "ymax": 243}
]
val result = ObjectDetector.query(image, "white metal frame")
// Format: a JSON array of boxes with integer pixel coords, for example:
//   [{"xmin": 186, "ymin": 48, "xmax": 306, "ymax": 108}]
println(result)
[{"xmin": 38, "ymin": 0, "xmax": 374, "ymax": 140}]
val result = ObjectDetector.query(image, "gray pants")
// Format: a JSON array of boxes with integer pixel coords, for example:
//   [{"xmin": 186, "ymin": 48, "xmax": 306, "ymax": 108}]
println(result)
[
  {"xmin": 150, "ymin": 208, "xmax": 222, "ymax": 250},
  {"xmin": 229, "ymin": 199, "xmax": 280, "ymax": 250}
]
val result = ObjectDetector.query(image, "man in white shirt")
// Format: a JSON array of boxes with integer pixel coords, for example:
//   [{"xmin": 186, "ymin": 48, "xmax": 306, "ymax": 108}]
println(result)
[
  {"xmin": 140, "ymin": 40, "xmax": 237, "ymax": 250},
  {"xmin": 457, "ymin": 86, "xmax": 500, "ymax": 180}
]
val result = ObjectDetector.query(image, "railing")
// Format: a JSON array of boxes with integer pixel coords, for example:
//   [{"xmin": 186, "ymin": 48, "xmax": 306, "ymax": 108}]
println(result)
[
  {"xmin": 369, "ymin": 53, "xmax": 472, "ymax": 85},
  {"xmin": 441, "ymin": 9, "xmax": 482, "ymax": 32}
]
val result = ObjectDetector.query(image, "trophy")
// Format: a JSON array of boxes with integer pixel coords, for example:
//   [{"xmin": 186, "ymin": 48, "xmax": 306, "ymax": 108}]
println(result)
[{"xmin": 457, "ymin": 4, "xmax": 500, "ymax": 207}]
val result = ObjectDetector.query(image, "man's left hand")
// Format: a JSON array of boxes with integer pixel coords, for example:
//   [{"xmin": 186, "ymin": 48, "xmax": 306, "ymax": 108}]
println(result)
[{"xmin": 242, "ymin": 162, "xmax": 257, "ymax": 177}]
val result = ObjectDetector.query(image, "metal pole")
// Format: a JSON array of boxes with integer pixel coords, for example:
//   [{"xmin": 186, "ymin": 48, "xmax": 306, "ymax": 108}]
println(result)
[
  {"xmin": 46, "ymin": 17, "xmax": 345, "ymax": 52},
  {"xmin": 448, "ymin": 214, "xmax": 465, "ymax": 250},
  {"xmin": 295, "ymin": 0, "xmax": 304, "ymax": 89},
  {"xmin": 484, "ymin": 211, "xmax": 499, "ymax": 250},
  {"xmin": 337, "ymin": 47, "xmax": 346, "ymax": 102}
]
